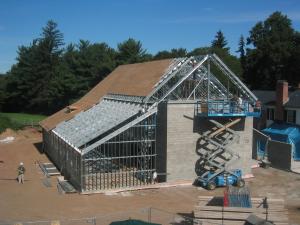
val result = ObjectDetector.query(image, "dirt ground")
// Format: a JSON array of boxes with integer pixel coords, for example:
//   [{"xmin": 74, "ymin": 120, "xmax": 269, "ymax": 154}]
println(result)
[{"xmin": 0, "ymin": 128, "xmax": 300, "ymax": 224}]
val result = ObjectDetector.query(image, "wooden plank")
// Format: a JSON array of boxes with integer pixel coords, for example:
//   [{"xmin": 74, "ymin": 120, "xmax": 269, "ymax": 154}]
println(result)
[
  {"xmin": 195, "ymin": 219, "xmax": 244, "ymax": 225},
  {"xmin": 196, "ymin": 203, "xmax": 286, "ymax": 211},
  {"xmin": 195, "ymin": 196, "xmax": 288, "ymax": 223},
  {"xmin": 208, "ymin": 118, "xmax": 241, "ymax": 138},
  {"xmin": 197, "ymin": 201, "xmax": 286, "ymax": 210},
  {"xmin": 194, "ymin": 211, "xmax": 289, "ymax": 222},
  {"xmin": 194, "ymin": 209, "xmax": 289, "ymax": 219},
  {"xmin": 198, "ymin": 196, "xmax": 285, "ymax": 203},
  {"xmin": 194, "ymin": 205, "xmax": 288, "ymax": 213},
  {"xmin": 195, "ymin": 219, "xmax": 289, "ymax": 225}
]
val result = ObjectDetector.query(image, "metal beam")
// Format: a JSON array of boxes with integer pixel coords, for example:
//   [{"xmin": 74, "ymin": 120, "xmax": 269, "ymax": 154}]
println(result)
[
  {"xmin": 149, "ymin": 55, "xmax": 209, "ymax": 108},
  {"xmin": 82, "ymin": 107, "xmax": 157, "ymax": 155},
  {"xmin": 211, "ymin": 54, "xmax": 257, "ymax": 101}
]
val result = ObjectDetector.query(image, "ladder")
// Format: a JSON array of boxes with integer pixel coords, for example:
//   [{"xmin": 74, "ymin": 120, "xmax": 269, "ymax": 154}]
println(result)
[{"xmin": 198, "ymin": 118, "xmax": 241, "ymax": 183}]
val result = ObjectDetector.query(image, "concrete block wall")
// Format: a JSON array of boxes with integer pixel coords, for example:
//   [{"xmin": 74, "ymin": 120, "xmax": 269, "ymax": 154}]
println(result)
[
  {"xmin": 226, "ymin": 117, "xmax": 255, "ymax": 175},
  {"xmin": 166, "ymin": 103, "xmax": 200, "ymax": 181},
  {"xmin": 268, "ymin": 140, "xmax": 291, "ymax": 170},
  {"xmin": 165, "ymin": 103, "xmax": 255, "ymax": 182}
]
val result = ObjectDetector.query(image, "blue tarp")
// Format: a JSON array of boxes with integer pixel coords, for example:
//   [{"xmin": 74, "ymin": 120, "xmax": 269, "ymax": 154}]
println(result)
[{"xmin": 262, "ymin": 123, "xmax": 300, "ymax": 160}]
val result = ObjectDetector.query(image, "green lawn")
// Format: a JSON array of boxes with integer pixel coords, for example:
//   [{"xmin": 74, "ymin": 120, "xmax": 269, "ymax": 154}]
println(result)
[
  {"xmin": 0, "ymin": 113, "xmax": 47, "ymax": 133},
  {"xmin": 0, "ymin": 113, "xmax": 46, "ymax": 123}
]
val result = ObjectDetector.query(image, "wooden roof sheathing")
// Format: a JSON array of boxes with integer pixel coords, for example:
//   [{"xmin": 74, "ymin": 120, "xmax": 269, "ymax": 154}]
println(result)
[{"xmin": 40, "ymin": 59, "xmax": 173, "ymax": 131}]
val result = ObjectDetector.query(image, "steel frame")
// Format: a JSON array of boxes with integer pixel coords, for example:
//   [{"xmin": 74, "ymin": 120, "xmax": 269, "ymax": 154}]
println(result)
[
  {"xmin": 82, "ymin": 114, "xmax": 157, "ymax": 191},
  {"xmin": 43, "ymin": 54, "xmax": 259, "ymax": 192},
  {"xmin": 145, "ymin": 54, "xmax": 257, "ymax": 106}
]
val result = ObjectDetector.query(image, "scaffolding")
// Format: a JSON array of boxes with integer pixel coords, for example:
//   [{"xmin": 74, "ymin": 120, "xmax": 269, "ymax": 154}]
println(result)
[{"xmin": 43, "ymin": 54, "xmax": 261, "ymax": 192}]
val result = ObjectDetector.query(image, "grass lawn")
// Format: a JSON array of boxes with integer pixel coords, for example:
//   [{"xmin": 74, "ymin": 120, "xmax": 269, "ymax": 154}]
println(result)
[
  {"xmin": 0, "ymin": 113, "xmax": 46, "ymax": 123},
  {"xmin": 0, "ymin": 113, "xmax": 47, "ymax": 133}
]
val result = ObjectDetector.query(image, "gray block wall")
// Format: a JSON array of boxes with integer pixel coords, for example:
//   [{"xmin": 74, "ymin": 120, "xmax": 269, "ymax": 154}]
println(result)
[
  {"xmin": 166, "ymin": 103, "xmax": 200, "ymax": 181},
  {"xmin": 268, "ymin": 140, "xmax": 291, "ymax": 170},
  {"xmin": 252, "ymin": 129, "xmax": 269, "ymax": 160},
  {"xmin": 226, "ymin": 117, "xmax": 255, "ymax": 175},
  {"xmin": 165, "ymin": 103, "xmax": 255, "ymax": 182}
]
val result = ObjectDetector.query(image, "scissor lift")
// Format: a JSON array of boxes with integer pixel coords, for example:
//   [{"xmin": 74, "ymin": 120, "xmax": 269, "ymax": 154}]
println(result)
[{"xmin": 197, "ymin": 118, "xmax": 246, "ymax": 190}]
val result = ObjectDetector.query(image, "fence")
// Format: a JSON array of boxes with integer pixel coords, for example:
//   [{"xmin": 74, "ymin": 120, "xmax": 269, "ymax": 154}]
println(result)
[
  {"xmin": 16, "ymin": 120, "xmax": 40, "ymax": 127},
  {"xmin": 0, "ymin": 207, "xmax": 199, "ymax": 225}
]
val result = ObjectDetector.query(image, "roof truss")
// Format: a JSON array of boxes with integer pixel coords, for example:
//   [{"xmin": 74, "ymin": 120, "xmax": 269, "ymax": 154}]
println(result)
[{"xmin": 145, "ymin": 54, "xmax": 257, "ymax": 105}]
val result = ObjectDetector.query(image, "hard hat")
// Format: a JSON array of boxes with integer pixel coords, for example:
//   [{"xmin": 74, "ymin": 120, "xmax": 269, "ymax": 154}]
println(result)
[{"xmin": 20, "ymin": 162, "xmax": 23, "ymax": 165}]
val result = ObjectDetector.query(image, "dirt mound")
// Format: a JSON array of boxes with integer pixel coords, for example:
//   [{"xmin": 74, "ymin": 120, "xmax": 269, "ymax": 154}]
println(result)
[
  {"xmin": 0, "ymin": 128, "xmax": 18, "ymax": 139},
  {"xmin": 18, "ymin": 127, "xmax": 41, "ymax": 139},
  {"xmin": 0, "ymin": 127, "xmax": 41, "ymax": 142}
]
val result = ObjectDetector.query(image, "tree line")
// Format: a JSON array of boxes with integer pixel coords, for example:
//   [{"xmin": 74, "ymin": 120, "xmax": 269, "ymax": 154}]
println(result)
[{"xmin": 0, "ymin": 11, "xmax": 299, "ymax": 115}]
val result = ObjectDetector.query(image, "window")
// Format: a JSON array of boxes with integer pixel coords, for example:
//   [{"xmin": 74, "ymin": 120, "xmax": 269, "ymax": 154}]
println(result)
[
  {"xmin": 266, "ymin": 108, "xmax": 275, "ymax": 120},
  {"xmin": 285, "ymin": 110, "xmax": 296, "ymax": 123}
]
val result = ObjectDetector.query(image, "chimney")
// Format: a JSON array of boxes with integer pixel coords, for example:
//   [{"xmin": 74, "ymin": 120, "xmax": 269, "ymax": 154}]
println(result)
[{"xmin": 275, "ymin": 80, "xmax": 288, "ymax": 121}]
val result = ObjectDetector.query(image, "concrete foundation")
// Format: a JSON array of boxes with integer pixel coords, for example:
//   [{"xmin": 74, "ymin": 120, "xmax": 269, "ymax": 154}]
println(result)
[{"xmin": 165, "ymin": 103, "xmax": 255, "ymax": 182}]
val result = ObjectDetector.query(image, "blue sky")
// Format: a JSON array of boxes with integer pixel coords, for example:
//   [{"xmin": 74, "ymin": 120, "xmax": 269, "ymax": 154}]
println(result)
[{"xmin": 0, "ymin": 0, "xmax": 300, "ymax": 73}]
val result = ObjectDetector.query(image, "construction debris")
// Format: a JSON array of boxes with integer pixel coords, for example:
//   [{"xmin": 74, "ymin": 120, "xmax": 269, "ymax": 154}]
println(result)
[
  {"xmin": 0, "ymin": 136, "xmax": 15, "ymax": 143},
  {"xmin": 56, "ymin": 176, "xmax": 76, "ymax": 194}
]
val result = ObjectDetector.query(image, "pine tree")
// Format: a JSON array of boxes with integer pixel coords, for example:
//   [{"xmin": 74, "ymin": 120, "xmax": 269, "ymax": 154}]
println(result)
[
  {"xmin": 236, "ymin": 35, "xmax": 245, "ymax": 59},
  {"xmin": 117, "ymin": 38, "xmax": 150, "ymax": 64},
  {"xmin": 236, "ymin": 35, "xmax": 246, "ymax": 81},
  {"xmin": 211, "ymin": 30, "xmax": 229, "ymax": 52}
]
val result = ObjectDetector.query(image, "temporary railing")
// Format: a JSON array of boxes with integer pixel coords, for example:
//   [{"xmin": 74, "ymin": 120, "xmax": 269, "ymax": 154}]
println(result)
[{"xmin": 196, "ymin": 100, "xmax": 261, "ymax": 117}]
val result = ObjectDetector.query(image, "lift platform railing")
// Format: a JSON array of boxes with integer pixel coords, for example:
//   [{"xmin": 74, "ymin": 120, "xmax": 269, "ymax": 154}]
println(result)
[{"xmin": 196, "ymin": 100, "xmax": 261, "ymax": 117}]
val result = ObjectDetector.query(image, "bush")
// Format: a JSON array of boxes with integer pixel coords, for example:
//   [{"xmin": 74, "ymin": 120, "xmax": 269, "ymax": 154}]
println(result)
[{"xmin": 0, "ymin": 115, "xmax": 23, "ymax": 133}]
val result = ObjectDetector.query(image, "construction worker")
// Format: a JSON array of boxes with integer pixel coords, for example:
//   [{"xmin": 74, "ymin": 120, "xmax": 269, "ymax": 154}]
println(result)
[
  {"xmin": 17, "ymin": 162, "xmax": 26, "ymax": 184},
  {"xmin": 153, "ymin": 171, "xmax": 158, "ymax": 184}
]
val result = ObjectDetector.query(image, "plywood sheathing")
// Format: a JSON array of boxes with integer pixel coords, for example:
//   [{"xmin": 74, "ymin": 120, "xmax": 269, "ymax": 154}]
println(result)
[{"xmin": 40, "ymin": 59, "xmax": 173, "ymax": 131}]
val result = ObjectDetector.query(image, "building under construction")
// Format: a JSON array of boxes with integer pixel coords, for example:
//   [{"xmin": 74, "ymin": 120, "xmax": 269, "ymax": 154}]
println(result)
[{"xmin": 40, "ymin": 54, "xmax": 260, "ymax": 193}]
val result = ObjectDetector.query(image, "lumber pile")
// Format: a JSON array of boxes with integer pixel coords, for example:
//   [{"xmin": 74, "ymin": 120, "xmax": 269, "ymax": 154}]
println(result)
[{"xmin": 194, "ymin": 196, "xmax": 289, "ymax": 225}]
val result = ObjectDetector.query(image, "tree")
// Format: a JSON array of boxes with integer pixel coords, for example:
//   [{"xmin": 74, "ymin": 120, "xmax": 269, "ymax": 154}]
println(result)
[
  {"xmin": 63, "ymin": 40, "xmax": 117, "ymax": 99},
  {"xmin": 188, "ymin": 46, "xmax": 242, "ymax": 78},
  {"xmin": 211, "ymin": 30, "xmax": 229, "ymax": 52},
  {"xmin": 236, "ymin": 35, "xmax": 245, "ymax": 59},
  {"xmin": 39, "ymin": 20, "xmax": 64, "ymax": 56},
  {"xmin": 0, "ymin": 75, "xmax": 7, "ymax": 111},
  {"xmin": 3, "ymin": 20, "xmax": 66, "ymax": 114},
  {"xmin": 286, "ymin": 31, "xmax": 300, "ymax": 86},
  {"xmin": 236, "ymin": 35, "xmax": 246, "ymax": 80},
  {"xmin": 117, "ymin": 38, "xmax": 150, "ymax": 64},
  {"xmin": 154, "ymin": 48, "xmax": 187, "ymax": 60},
  {"xmin": 244, "ymin": 11, "xmax": 297, "ymax": 89}
]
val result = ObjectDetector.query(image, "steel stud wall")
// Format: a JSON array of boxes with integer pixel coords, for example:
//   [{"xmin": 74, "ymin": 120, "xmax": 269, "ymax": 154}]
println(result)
[
  {"xmin": 82, "ymin": 114, "xmax": 156, "ymax": 192},
  {"xmin": 43, "ymin": 129, "xmax": 82, "ymax": 190},
  {"xmin": 43, "ymin": 113, "xmax": 156, "ymax": 192}
]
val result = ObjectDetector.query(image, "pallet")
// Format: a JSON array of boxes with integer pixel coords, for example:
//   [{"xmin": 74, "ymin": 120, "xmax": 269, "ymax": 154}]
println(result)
[{"xmin": 37, "ymin": 161, "xmax": 60, "ymax": 177}]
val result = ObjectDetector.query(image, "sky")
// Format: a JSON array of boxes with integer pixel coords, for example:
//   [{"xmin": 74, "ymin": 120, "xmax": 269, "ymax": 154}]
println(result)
[{"xmin": 0, "ymin": 0, "xmax": 300, "ymax": 73}]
